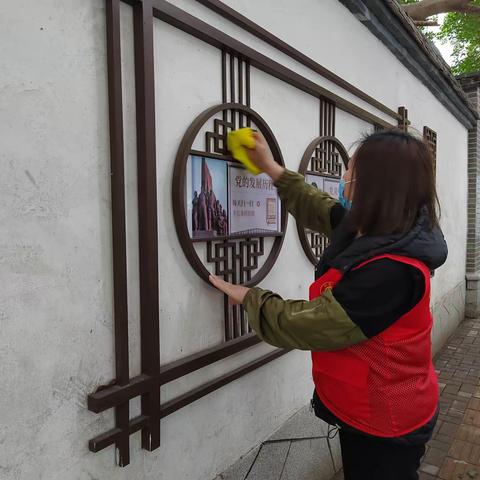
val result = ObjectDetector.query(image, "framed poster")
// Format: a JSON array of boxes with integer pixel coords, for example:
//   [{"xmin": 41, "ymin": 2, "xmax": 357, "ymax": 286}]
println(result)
[
  {"xmin": 228, "ymin": 166, "xmax": 280, "ymax": 236},
  {"xmin": 305, "ymin": 173, "xmax": 340, "ymax": 200},
  {"xmin": 187, "ymin": 155, "xmax": 229, "ymax": 239},
  {"xmin": 186, "ymin": 155, "xmax": 281, "ymax": 239},
  {"xmin": 323, "ymin": 178, "xmax": 340, "ymax": 200},
  {"xmin": 305, "ymin": 174, "xmax": 324, "ymax": 191}
]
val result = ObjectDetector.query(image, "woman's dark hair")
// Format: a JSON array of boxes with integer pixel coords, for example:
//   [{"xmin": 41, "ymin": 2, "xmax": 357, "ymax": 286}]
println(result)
[{"xmin": 348, "ymin": 129, "xmax": 440, "ymax": 235}]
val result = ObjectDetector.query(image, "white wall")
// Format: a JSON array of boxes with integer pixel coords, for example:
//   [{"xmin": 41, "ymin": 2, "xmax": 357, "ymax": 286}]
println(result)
[
  {"xmin": 0, "ymin": 1, "xmax": 468, "ymax": 479},
  {"xmin": 0, "ymin": 1, "xmax": 115, "ymax": 479}
]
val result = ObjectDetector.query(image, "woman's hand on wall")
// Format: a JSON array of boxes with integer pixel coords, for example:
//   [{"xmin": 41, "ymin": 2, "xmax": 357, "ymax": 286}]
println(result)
[
  {"xmin": 209, "ymin": 275, "xmax": 250, "ymax": 305},
  {"xmin": 248, "ymin": 132, "xmax": 284, "ymax": 181}
]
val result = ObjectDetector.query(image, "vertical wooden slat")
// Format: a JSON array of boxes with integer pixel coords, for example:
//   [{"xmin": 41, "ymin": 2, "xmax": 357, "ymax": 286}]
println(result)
[
  {"xmin": 325, "ymin": 101, "xmax": 331, "ymax": 166},
  {"xmin": 229, "ymin": 52, "xmax": 235, "ymax": 104},
  {"xmin": 221, "ymin": 49, "xmax": 228, "ymax": 129},
  {"xmin": 229, "ymin": 53, "xmax": 236, "ymax": 129},
  {"xmin": 330, "ymin": 102, "xmax": 333, "ymax": 136},
  {"xmin": 105, "ymin": 0, "xmax": 130, "ymax": 466},
  {"xmin": 238, "ymin": 57, "xmax": 243, "ymax": 102},
  {"xmin": 221, "ymin": 49, "xmax": 227, "ymax": 104},
  {"xmin": 239, "ymin": 242, "xmax": 247, "ymax": 334},
  {"xmin": 231, "ymin": 240, "xmax": 239, "ymax": 338},
  {"xmin": 238, "ymin": 57, "xmax": 243, "ymax": 126},
  {"xmin": 133, "ymin": 0, "xmax": 161, "ymax": 452},
  {"xmin": 245, "ymin": 60, "xmax": 251, "ymax": 126},
  {"xmin": 223, "ymin": 241, "xmax": 233, "ymax": 340},
  {"xmin": 328, "ymin": 102, "xmax": 331, "ymax": 135},
  {"xmin": 423, "ymin": 126, "xmax": 437, "ymax": 174},
  {"xmin": 245, "ymin": 61, "xmax": 251, "ymax": 106},
  {"xmin": 331, "ymin": 102, "xmax": 336, "ymax": 137},
  {"xmin": 398, "ymin": 106, "xmax": 409, "ymax": 132},
  {"xmin": 319, "ymin": 98, "xmax": 324, "ymax": 136}
]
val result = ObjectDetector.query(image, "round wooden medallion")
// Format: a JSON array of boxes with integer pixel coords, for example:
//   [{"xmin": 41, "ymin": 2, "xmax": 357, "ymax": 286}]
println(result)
[{"xmin": 172, "ymin": 103, "xmax": 288, "ymax": 286}]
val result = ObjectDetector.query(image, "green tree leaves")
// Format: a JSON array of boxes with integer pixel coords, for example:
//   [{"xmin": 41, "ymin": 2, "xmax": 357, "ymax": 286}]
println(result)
[{"xmin": 399, "ymin": 0, "xmax": 480, "ymax": 74}]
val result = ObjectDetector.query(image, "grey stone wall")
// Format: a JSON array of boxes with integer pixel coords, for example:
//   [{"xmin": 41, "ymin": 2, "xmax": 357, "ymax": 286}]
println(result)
[{"xmin": 458, "ymin": 73, "xmax": 480, "ymax": 317}]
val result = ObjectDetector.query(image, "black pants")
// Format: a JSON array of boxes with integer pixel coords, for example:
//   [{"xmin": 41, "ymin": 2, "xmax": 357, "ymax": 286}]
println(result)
[{"xmin": 339, "ymin": 429, "xmax": 426, "ymax": 480}]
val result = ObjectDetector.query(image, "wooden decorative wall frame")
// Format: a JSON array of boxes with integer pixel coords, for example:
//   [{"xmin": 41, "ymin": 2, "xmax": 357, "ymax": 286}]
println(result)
[
  {"xmin": 88, "ymin": 0, "xmax": 404, "ymax": 467},
  {"xmin": 423, "ymin": 126, "xmax": 438, "ymax": 173},
  {"xmin": 424, "ymin": 126, "xmax": 437, "ymax": 278}
]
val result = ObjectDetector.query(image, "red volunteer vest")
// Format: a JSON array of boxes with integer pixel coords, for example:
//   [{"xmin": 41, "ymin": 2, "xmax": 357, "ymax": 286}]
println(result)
[{"xmin": 310, "ymin": 254, "xmax": 438, "ymax": 437}]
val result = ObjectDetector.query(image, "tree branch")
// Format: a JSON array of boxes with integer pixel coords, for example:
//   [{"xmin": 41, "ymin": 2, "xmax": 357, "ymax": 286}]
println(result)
[
  {"xmin": 460, "ymin": 4, "xmax": 480, "ymax": 14},
  {"xmin": 414, "ymin": 20, "xmax": 440, "ymax": 26},
  {"xmin": 403, "ymin": 0, "xmax": 480, "ymax": 21}
]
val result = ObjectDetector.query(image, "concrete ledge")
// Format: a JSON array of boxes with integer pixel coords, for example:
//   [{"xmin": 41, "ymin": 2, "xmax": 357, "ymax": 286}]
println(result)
[{"xmin": 215, "ymin": 406, "xmax": 342, "ymax": 480}]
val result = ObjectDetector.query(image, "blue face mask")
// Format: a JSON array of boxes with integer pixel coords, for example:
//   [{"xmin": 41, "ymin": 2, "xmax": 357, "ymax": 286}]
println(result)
[{"xmin": 338, "ymin": 179, "xmax": 352, "ymax": 210}]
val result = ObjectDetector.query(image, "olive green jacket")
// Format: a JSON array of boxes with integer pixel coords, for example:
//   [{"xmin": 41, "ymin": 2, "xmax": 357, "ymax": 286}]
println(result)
[{"xmin": 243, "ymin": 169, "xmax": 367, "ymax": 351}]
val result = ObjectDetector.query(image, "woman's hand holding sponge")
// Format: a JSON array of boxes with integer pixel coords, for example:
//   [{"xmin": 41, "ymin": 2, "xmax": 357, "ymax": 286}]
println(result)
[
  {"xmin": 210, "ymin": 128, "xmax": 284, "ymax": 298},
  {"xmin": 227, "ymin": 128, "xmax": 261, "ymax": 175},
  {"xmin": 227, "ymin": 128, "xmax": 284, "ymax": 182}
]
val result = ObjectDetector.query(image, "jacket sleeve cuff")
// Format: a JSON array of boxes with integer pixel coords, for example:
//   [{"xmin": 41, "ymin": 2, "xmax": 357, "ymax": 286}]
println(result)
[{"xmin": 274, "ymin": 169, "xmax": 305, "ymax": 195}]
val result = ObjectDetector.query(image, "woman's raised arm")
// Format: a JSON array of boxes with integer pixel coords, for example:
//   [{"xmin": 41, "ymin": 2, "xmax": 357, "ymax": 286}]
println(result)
[{"xmin": 248, "ymin": 132, "xmax": 340, "ymax": 236}]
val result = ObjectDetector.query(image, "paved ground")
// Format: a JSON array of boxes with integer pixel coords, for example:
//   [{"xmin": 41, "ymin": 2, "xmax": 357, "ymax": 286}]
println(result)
[
  {"xmin": 418, "ymin": 317, "xmax": 480, "ymax": 480},
  {"xmin": 216, "ymin": 318, "xmax": 480, "ymax": 480}
]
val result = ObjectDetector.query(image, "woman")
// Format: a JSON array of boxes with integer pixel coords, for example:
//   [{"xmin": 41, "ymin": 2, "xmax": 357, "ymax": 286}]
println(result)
[{"xmin": 210, "ymin": 129, "xmax": 447, "ymax": 480}]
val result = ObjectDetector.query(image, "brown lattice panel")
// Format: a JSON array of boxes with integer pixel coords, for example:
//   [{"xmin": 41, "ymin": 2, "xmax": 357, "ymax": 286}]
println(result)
[
  {"xmin": 424, "ymin": 125, "xmax": 437, "ymax": 174},
  {"xmin": 398, "ymin": 106, "xmax": 410, "ymax": 132}
]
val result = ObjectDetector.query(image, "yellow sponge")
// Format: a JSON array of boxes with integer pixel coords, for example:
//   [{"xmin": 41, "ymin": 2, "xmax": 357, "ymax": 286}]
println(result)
[{"xmin": 227, "ymin": 127, "xmax": 262, "ymax": 175}]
